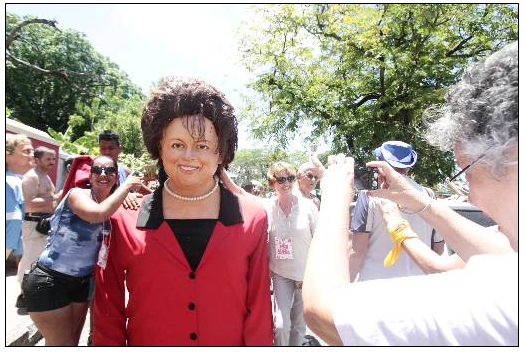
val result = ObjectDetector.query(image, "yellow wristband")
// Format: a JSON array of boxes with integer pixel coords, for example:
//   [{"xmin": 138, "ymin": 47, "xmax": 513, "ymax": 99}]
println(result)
[
  {"xmin": 387, "ymin": 220, "xmax": 410, "ymax": 240},
  {"xmin": 384, "ymin": 221, "xmax": 418, "ymax": 268}
]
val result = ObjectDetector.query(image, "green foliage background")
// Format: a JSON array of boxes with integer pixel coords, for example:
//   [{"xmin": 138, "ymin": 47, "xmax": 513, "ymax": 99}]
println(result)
[
  {"xmin": 228, "ymin": 148, "xmax": 309, "ymax": 187},
  {"xmin": 238, "ymin": 4, "xmax": 518, "ymax": 186},
  {"xmin": 6, "ymin": 13, "xmax": 144, "ymax": 140},
  {"xmin": 6, "ymin": 13, "xmax": 154, "ymax": 172},
  {"xmin": 5, "ymin": 6, "xmax": 518, "ymax": 185}
]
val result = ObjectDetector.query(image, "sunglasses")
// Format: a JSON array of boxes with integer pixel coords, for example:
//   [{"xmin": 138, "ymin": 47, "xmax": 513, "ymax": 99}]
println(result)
[
  {"xmin": 91, "ymin": 166, "xmax": 118, "ymax": 175},
  {"xmin": 304, "ymin": 173, "xmax": 319, "ymax": 181},
  {"xmin": 275, "ymin": 175, "xmax": 296, "ymax": 184}
]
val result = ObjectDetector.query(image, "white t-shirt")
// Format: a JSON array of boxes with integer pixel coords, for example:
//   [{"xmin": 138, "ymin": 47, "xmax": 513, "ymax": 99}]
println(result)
[
  {"xmin": 358, "ymin": 177, "xmax": 442, "ymax": 281},
  {"xmin": 332, "ymin": 253, "xmax": 517, "ymax": 346},
  {"xmin": 265, "ymin": 195, "xmax": 318, "ymax": 281}
]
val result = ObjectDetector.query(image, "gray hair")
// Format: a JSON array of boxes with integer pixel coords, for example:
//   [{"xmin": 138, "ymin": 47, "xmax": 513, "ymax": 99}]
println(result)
[
  {"xmin": 298, "ymin": 162, "xmax": 316, "ymax": 175},
  {"xmin": 424, "ymin": 41, "xmax": 518, "ymax": 177},
  {"xmin": 6, "ymin": 134, "xmax": 31, "ymax": 154}
]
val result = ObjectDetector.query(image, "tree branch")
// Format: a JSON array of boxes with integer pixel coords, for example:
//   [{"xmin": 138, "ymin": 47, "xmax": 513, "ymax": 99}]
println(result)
[
  {"xmin": 5, "ymin": 19, "xmax": 58, "ymax": 49},
  {"xmin": 446, "ymin": 35, "xmax": 474, "ymax": 57},
  {"xmin": 394, "ymin": 10, "xmax": 413, "ymax": 47},
  {"xmin": 449, "ymin": 48, "xmax": 491, "ymax": 58},
  {"xmin": 6, "ymin": 18, "xmax": 90, "ymax": 89},
  {"xmin": 354, "ymin": 93, "xmax": 381, "ymax": 108},
  {"xmin": 313, "ymin": 7, "xmax": 342, "ymax": 41},
  {"xmin": 345, "ymin": 133, "xmax": 354, "ymax": 150},
  {"xmin": 377, "ymin": 4, "xmax": 388, "ymax": 27}
]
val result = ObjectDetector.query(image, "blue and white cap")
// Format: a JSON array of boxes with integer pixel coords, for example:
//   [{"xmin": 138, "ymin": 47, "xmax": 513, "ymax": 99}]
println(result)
[{"xmin": 373, "ymin": 141, "xmax": 417, "ymax": 168}]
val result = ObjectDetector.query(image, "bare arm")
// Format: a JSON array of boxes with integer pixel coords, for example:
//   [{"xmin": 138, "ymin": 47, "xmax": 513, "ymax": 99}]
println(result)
[
  {"xmin": 376, "ymin": 198, "xmax": 466, "ymax": 274},
  {"xmin": 366, "ymin": 161, "xmax": 513, "ymax": 262},
  {"xmin": 303, "ymin": 154, "xmax": 354, "ymax": 346},
  {"xmin": 310, "ymin": 153, "xmax": 326, "ymax": 178},
  {"xmin": 348, "ymin": 233, "xmax": 369, "ymax": 282},
  {"xmin": 402, "ymin": 238, "xmax": 465, "ymax": 274},
  {"xmin": 403, "ymin": 227, "xmax": 510, "ymax": 274},
  {"xmin": 68, "ymin": 175, "xmax": 142, "ymax": 223},
  {"xmin": 418, "ymin": 205, "xmax": 511, "ymax": 261}
]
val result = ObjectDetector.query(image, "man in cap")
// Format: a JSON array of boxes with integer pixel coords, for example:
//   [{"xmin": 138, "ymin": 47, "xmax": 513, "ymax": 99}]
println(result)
[{"xmin": 348, "ymin": 141, "xmax": 444, "ymax": 281}]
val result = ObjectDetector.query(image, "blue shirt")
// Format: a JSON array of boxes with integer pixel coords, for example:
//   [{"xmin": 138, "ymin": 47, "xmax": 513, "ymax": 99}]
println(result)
[
  {"xmin": 350, "ymin": 190, "xmax": 370, "ymax": 233},
  {"xmin": 38, "ymin": 189, "xmax": 108, "ymax": 277},
  {"xmin": 6, "ymin": 171, "xmax": 24, "ymax": 255},
  {"xmin": 118, "ymin": 163, "xmax": 127, "ymax": 186}
]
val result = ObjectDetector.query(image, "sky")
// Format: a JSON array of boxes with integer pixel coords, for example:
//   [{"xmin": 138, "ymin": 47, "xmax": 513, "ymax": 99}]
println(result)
[{"xmin": 5, "ymin": 3, "xmax": 294, "ymax": 151}]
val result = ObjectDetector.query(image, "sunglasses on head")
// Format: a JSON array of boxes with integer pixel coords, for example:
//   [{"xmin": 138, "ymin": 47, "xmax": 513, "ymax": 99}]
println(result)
[
  {"xmin": 91, "ymin": 166, "xmax": 118, "ymax": 175},
  {"xmin": 275, "ymin": 175, "xmax": 296, "ymax": 184},
  {"xmin": 304, "ymin": 172, "xmax": 319, "ymax": 181}
]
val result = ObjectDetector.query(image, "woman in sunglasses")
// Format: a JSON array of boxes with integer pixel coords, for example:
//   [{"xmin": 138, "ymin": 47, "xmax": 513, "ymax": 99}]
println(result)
[
  {"xmin": 265, "ymin": 161, "xmax": 319, "ymax": 346},
  {"xmin": 93, "ymin": 77, "xmax": 273, "ymax": 346},
  {"xmin": 21, "ymin": 155, "xmax": 142, "ymax": 346},
  {"xmin": 221, "ymin": 160, "xmax": 319, "ymax": 346}
]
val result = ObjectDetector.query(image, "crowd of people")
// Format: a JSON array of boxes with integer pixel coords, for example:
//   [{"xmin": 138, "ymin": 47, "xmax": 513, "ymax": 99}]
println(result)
[{"xmin": 5, "ymin": 41, "xmax": 517, "ymax": 346}]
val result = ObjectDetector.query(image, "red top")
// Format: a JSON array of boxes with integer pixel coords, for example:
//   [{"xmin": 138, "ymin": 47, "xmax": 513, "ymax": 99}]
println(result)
[{"xmin": 92, "ymin": 185, "xmax": 273, "ymax": 346}]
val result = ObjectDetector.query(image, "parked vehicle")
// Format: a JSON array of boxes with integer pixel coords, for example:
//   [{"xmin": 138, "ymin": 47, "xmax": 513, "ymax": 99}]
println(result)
[{"xmin": 444, "ymin": 201, "xmax": 496, "ymax": 227}]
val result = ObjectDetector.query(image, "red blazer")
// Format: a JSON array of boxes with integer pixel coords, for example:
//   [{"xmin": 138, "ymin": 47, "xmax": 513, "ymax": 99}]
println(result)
[{"xmin": 93, "ymin": 184, "xmax": 273, "ymax": 346}]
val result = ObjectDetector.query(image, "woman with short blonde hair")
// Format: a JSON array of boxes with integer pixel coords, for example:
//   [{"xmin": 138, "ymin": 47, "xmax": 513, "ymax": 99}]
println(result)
[{"xmin": 265, "ymin": 160, "xmax": 318, "ymax": 346}]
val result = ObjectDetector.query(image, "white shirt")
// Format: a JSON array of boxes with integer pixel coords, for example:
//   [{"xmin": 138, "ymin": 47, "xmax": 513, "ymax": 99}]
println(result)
[
  {"xmin": 333, "ymin": 253, "xmax": 518, "ymax": 346},
  {"xmin": 265, "ymin": 195, "xmax": 318, "ymax": 281}
]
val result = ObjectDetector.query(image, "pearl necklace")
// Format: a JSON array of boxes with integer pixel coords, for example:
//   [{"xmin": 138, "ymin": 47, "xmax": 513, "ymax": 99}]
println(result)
[{"xmin": 164, "ymin": 177, "xmax": 219, "ymax": 201}]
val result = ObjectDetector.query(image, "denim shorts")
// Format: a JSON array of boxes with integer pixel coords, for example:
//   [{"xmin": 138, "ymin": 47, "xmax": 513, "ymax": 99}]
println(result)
[{"xmin": 21, "ymin": 262, "xmax": 93, "ymax": 312}]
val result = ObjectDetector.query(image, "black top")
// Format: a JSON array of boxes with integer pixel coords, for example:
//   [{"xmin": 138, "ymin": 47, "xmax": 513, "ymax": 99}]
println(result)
[{"xmin": 166, "ymin": 219, "xmax": 217, "ymax": 271}]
